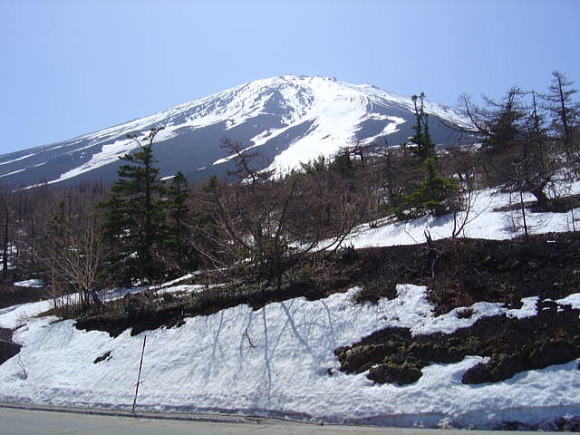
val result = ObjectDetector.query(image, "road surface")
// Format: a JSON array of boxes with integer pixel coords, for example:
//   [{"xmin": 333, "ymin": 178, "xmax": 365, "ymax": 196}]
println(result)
[{"xmin": 0, "ymin": 406, "xmax": 550, "ymax": 435}]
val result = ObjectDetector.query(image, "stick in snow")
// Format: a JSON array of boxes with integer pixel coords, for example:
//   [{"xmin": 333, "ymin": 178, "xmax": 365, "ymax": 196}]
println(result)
[{"xmin": 132, "ymin": 334, "xmax": 147, "ymax": 415}]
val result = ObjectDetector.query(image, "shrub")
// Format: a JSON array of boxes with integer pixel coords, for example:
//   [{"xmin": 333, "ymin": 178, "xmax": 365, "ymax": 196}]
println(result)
[{"xmin": 394, "ymin": 158, "xmax": 460, "ymax": 219}]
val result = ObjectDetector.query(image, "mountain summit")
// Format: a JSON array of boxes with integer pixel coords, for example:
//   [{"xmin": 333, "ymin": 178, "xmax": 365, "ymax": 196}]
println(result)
[{"xmin": 0, "ymin": 75, "xmax": 471, "ymax": 187}]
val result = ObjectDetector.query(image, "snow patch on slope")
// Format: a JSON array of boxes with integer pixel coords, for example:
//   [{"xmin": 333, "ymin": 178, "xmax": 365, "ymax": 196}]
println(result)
[
  {"xmin": 343, "ymin": 179, "xmax": 580, "ymax": 249},
  {"xmin": 48, "ymin": 138, "xmax": 136, "ymax": 184},
  {"xmin": 41, "ymin": 128, "xmax": 179, "ymax": 185},
  {"xmin": 0, "ymin": 169, "xmax": 26, "ymax": 178},
  {"xmin": 0, "ymin": 153, "xmax": 36, "ymax": 167},
  {"xmin": 506, "ymin": 297, "xmax": 539, "ymax": 319},
  {"xmin": 14, "ymin": 279, "xmax": 44, "ymax": 289},
  {"xmin": 557, "ymin": 293, "xmax": 580, "ymax": 309},
  {"xmin": 266, "ymin": 81, "xmax": 369, "ymax": 174}
]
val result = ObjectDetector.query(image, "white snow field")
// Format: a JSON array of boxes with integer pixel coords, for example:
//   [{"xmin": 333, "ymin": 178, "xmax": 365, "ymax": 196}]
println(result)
[{"xmin": 0, "ymin": 181, "xmax": 578, "ymax": 429}]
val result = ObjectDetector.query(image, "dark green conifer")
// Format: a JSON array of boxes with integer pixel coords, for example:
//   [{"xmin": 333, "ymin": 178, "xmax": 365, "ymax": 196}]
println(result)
[
  {"xmin": 100, "ymin": 127, "xmax": 167, "ymax": 284},
  {"xmin": 395, "ymin": 93, "xmax": 459, "ymax": 219},
  {"xmin": 164, "ymin": 171, "xmax": 199, "ymax": 273},
  {"xmin": 397, "ymin": 157, "xmax": 458, "ymax": 218},
  {"xmin": 408, "ymin": 93, "xmax": 436, "ymax": 160}
]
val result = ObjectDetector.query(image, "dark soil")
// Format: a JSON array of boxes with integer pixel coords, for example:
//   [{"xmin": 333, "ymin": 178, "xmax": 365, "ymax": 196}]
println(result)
[
  {"xmin": 0, "ymin": 282, "xmax": 46, "ymax": 309},
  {"xmin": 0, "ymin": 328, "xmax": 21, "ymax": 365},
  {"xmin": 335, "ymin": 299, "xmax": 579, "ymax": 385},
  {"xmin": 93, "ymin": 350, "xmax": 112, "ymax": 364},
  {"xmin": 76, "ymin": 278, "xmax": 340, "ymax": 337},
  {"xmin": 494, "ymin": 192, "xmax": 580, "ymax": 214},
  {"xmin": 0, "ymin": 328, "xmax": 11, "ymax": 342},
  {"xmin": 76, "ymin": 245, "xmax": 369, "ymax": 336},
  {"xmin": 351, "ymin": 231, "xmax": 580, "ymax": 315},
  {"xmin": 333, "ymin": 231, "xmax": 580, "ymax": 386}
]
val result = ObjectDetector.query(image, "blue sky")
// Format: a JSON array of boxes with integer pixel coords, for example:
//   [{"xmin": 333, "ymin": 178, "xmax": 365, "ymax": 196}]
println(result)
[{"xmin": 0, "ymin": 0, "xmax": 578, "ymax": 155}]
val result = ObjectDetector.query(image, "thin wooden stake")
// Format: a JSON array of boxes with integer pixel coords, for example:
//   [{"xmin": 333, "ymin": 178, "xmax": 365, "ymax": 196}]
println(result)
[
  {"xmin": 132, "ymin": 334, "xmax": 147, "ymax": 415},
  {"xmin": 519, "ymin": 190, "xmax": 528, "ymax": 239}
]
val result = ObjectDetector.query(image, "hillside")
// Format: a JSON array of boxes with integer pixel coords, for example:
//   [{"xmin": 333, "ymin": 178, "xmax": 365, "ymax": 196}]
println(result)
[{"xmin": 0, "ymin": 181, "xmax": 578, "ymax": 430}]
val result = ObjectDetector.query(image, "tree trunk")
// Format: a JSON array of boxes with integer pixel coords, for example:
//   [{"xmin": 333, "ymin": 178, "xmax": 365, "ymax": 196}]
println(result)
[
  {"xmin": 519, "ymin": 190, "xmax": 529, "ymax": 239},
  {"xmin": 2, "ymin": 208, "xmax": 9, "ymax": 281},
  {"xmin": 529, "ymin": 183, "xmax": 551, "ymax": 211}
]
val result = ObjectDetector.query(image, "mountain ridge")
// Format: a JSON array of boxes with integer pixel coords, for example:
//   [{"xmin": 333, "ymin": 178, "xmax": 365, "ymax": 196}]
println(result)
[{"xmin": 0, "ymin": 75, "xmax": 472, "ymax": 188}]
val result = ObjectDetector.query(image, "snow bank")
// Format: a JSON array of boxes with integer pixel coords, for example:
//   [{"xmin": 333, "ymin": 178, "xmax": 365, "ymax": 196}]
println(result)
[
  {"xmin": 0, "ymin": 300, "xmax": 53, "ymax": 330},
  {"xmin": 14, "ymin": 279, "xmax": 44, "ymax": 288},
  {"xmin": 557, "ymin": 293, "xmax": 580, "ymax": 309},
  {"xmin": 0, "ymin": 284, "xmax": 577, "ymax": 429}
]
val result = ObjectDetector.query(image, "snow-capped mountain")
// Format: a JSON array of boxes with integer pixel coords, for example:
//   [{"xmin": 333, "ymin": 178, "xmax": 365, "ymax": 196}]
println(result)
[{"xmin": 0, "ymin": 75, "xmax": 472, "ymax": 188}]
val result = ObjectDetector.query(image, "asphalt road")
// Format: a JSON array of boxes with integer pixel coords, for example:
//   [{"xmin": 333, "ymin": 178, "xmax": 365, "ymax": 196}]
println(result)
[{"xmin": 0, "ymin": 406, "xmax": 550, "ymax": 435}]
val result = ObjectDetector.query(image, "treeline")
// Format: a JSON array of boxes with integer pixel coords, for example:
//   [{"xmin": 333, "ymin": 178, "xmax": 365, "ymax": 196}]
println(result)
[{"xmin": 0, "ymin": 71, "xmax": 577, "ymax": 312}]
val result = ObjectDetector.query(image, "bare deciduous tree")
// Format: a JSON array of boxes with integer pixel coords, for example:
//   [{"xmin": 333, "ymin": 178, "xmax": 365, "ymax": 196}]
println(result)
[
  {"xmin": 211, "ymin": 139, "xmax": 362, "ymax": 290},
  {"xmin": 40, "ymin": 199, "xmax": 110, "ymax": 315}
]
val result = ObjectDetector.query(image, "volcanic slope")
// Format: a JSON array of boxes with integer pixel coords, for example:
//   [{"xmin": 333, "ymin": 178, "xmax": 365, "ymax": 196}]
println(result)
[{"xmin": 0, "ymin": 75, "xmax": 471, "ymax": 188}]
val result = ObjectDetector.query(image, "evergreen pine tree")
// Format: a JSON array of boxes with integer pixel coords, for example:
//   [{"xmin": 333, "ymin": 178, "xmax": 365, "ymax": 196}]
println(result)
[
  {"xmin": 163, "ymin": 171, "xmax": 199, "ymax": 274},
  {"xmin": 100, "ymin": 127, "xmax": 167, "ymax": 284},
  {"xmin": 397, "ymin": 157, "xmax": 458, "ymax": 218},
  {"xmin": 408, "ymin": 93, "xmax": 436, "ymax": 160},
  {"xmin": 481, "ymin": 88, "xmax": 526, "ymax": 154},
  {"xmin": 395, "ymin": 93, "xmax": 459, "ymax": 219}
]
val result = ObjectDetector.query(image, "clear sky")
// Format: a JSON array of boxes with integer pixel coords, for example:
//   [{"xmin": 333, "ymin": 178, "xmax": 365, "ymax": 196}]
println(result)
[{"xmin": 0, "ymin": 0, "xmax": 578, "ymax": 155}]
